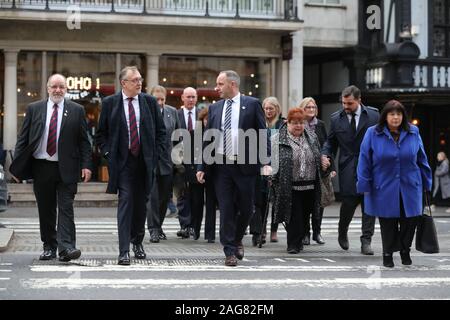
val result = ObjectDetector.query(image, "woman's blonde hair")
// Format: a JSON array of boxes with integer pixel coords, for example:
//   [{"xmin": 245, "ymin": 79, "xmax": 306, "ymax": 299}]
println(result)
[
  {"xmin": 298, "ymin": 97, "xmax": 318, "ymax": 117},
  {"xmin": 262, "ymin": 96, "xmax": 281, "ymax": 127}
]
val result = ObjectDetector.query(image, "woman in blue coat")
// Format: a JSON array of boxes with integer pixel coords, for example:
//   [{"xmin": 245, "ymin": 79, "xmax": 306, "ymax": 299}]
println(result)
[{"xmin": 357, "ymin": 100, "xmax": 432, "ymax": 268}]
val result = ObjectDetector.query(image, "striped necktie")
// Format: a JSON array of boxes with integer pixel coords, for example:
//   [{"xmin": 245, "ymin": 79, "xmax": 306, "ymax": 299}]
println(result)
[
  {"xmin": 46, "ymin": 104, "xmax": 58, "ymax": 157},
  {"xmin": 223, "ymin": 99, "xmax": 233, "ymax": 156},
  {"xmin": 127, "ymin": 97, "xmax": 140, "ymax": 157}
]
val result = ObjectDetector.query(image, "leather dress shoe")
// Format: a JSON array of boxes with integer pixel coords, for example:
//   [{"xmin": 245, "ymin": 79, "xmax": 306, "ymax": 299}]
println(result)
[
  {"xmin": 338, "ymin": 234, "xmax": 349, "ymax": 250},
  {"xmin": 235, "ymin": 242, "xmax": 244, "ymax": 260},
  {"xmin": 383, "ymin": 253, "xmax": 394, "ymax": 268},
  {"xmin": 225, "ymin": 255, "xmax": 237, "ymax": 267},
  {"xmin": 159, "ymin": 231, "xmax": 167, "ymax": 240},
  {"xmin": 400, "ymin": 249, "xmax": 412, "ymax": 265},
  {"xmin": 58, "ymin": 248, "xmax": 81, "ymax": 262},
  {"xmin": 207, "ymin": 239, "xmax": 215, "ymax": 243},
  {"xmin": 177, "ymin": 228, "xmax": 189, "ymax": 239},
  {"xmin": 133, "ymin": 244, "xmax": 146, "ymax": 259},
  {"xmin": 313, "ymin": 234, "xmax": 325, "ymax": 245},
  {"xmin": 287, "ymin": 247, "xmax": 300, "ymax": 254},
  {"xmin": 39, "ymin": 249, "xmax": 56, "ymax": 260},
  {"xmin": 361, "ymin": 243, "xmax": 374, "ymax": 255},
  {"xmin": 302, "ymin": 235, "xmax": 310, "ymax": 246},
  {"xmin": 149, "ymin": 232, "xmax": 160, "ymax": 243},
  {"xmin": 118, "ymin": 252, "xmax": 130, "ymax": 265}
]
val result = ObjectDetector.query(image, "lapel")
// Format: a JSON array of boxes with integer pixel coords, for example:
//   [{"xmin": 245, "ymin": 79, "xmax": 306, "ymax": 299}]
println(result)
[
  {"xmin": 238, "ymin": 95, "xmax": 246, "ymax": 129},
  {"xmin": 338, "ymin": 111, "xmax": 351, "ymax": 132},
  {"xmin": 138, "ymin": 93, "xmax": 147, "ymax": 128},
  {"xmin": 118, "ymin": 93, "xmax": 127, "ymax": 130},
  {"xmin": 59, "ymin": 99, "xmax": 70, "ymax": 134},
  {"xmin": 215, "ymin": 101, "xmax": 225, "ymax": 130},
  {"xmin": 355, "ymin": 106, "xmax": 369, "ymax": 137},
  {"xmin": 178, "ymin": 109, "xmax": 186, "ymax": 129},
  {"xmin": 38, "ymin": 100, "xmax": 47, "ymax": 128}
]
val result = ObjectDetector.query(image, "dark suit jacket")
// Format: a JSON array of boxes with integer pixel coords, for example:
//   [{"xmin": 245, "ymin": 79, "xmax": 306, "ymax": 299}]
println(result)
[
  {"xmin": 157, "ymin": 104, "xmax": 179, "ymax": 176},
  {"xmin": 177, "ymin": 107, "xmax": 201, "ymax": 183},
  {"xmin": 95, "ymin": 92, "xmax": 167, "ymax": 194},
  {"xmin": 200, "ymin": 95, "xmax": 266, "ymax": 176},
  {"xmin": 322, "ymin": 105, "xmax": 379, "ymax": 196},
  {"xmin": 10, "ymin": 99, "xmax": 92, "ymax": 184}
]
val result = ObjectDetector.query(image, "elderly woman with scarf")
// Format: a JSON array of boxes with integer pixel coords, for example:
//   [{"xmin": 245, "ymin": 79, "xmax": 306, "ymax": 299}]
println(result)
[{"xmin": 271, "ymin": 108, "xmax": 327, "ymax": 254}]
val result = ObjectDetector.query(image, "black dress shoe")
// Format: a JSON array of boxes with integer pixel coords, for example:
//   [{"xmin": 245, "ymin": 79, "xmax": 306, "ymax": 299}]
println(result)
[
  {"xmin": 383, "ymin": 253, "xmax": 394, "ymax": 268},
  {"xmin": 302, "ymin": 235, "xmax": 310, "ymax": 246},
  {"xmin": 235, "ymin": 242, "xmax": 244, "ymax": 260},
  {"xmin": 313, "ymin": 234, "xmax": 325, "ymax": 244},
  {"xmin": 58, "ymin": 248, "xmax": 81, "ymax": 262},
  {"xmin": 149, "ymin": 232, "xmax": 160, "ymax": 243},
  {"xmin": 177, "ymin": 228, "xmax": 190, "ymax": 239},
  {"xmin": 225, "ymin": 255, "xmax": 237, "ymax": 267},
  {"xmin": 361, "ymin": 243, "xmax": 374, "ymax": 255},
  {"xmin": 39, "ymin": 249, "xmax": 56, "ymax": 260},
  {"xmin": 338, "ymin": 234, "xmax": 349, "ymax": 250},
  {"xmin": 400, "ymin": 249, "xmax": 412, "ymax": 265},
  {"xmin": 118, "ymin": 252, "xmax": 130, "ymax": 265},
  {"xmin": 159, "ymin": 231, "xmax": 167, "ymax": 240},
  {"xmin": 207, "ymin": 239, "xmax": 215, "ymax": 243},
  {"xmin": 287, "ymin": 247, "xmax": 300, "ymax": 254},
  {"xmin": 132, "ymin": 244, "xmax": 146, "ymax": 259}
]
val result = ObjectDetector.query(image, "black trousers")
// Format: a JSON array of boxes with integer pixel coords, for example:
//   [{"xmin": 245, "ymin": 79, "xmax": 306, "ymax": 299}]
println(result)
[
  {"xmin": 339, "ymin": 195, "xmax": 376, "ymax": 244},
  {"xmin": 117, "ymin": 152, "xmax": 147, "ymax": 254},
  {"xmin": 204, "ymin": 178, "xmax": 217, "ymax": 241},
  {"xmin": 214, "ymin": 164, "xmax": 256, "ymax": 257},
  {"xmin": 32, "ymin": 159, "xmax": 77, "ymax": 254},
  {"xmin": 146, "ymin": 173, "xmax": 173, "ymax": 233},
  {"xmin": 304, "ymin": 206, "xmax": 324, "ymax": 238},
  {"xmin": 378, "ymin": 196, "xmax": 419, "ymax": 254},
  {"xmin": 286, "ymin": 189, "xmax": 315, "ymax": 250}
]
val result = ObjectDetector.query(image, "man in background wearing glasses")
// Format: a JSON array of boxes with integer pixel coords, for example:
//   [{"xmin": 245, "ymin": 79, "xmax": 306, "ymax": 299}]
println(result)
[{"xmin": 96, "ymin": 66, "xmax": 167, "ymax": 265}]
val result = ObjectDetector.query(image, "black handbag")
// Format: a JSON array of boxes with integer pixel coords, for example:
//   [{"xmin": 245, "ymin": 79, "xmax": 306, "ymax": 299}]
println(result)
[{"xmin": 415, "ymin": 192, "xmax": 440, "ymax": 254}]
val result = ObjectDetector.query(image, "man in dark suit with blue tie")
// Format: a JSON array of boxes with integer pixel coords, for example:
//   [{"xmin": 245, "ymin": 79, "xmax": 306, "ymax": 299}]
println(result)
[
  {"xmin": 96, "ymin": 66, "xmax": 166, "ymax": 265},
  {"xmin": 10, "ymin": 74, "xmax": 93, "ymax": 262},
  {"xmin": 196, "ymin": 70, "xmax": 268, "ymax": 267},
  {"xmin": 321, "ymin": 85, "xmax": 379, "ymax": 255}
]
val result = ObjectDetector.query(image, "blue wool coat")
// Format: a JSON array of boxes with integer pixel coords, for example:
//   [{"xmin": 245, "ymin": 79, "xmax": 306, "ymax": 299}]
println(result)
[{"xmin": 356, "ymin": 125, "xmax": 432, "ymax": 218}]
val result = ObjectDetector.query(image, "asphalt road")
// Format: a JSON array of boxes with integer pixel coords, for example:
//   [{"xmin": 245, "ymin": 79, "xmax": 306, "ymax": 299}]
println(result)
[{"xmin": 0, "ymin": 206, "xmax": 449, "ymax": 303}]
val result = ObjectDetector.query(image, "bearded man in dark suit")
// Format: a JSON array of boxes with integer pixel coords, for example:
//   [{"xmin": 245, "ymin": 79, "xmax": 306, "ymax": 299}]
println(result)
[{"xmin": 10, "ymin": 73, "xmax": 92, "ymax": 262}]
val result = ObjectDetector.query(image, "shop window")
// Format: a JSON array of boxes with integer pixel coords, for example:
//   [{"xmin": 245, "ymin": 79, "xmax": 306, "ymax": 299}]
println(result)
[
  {"xmin": 432, "ymin": 0, "xmax": 450, "ymax": 57},
  {"xmin": 159, "ymin": 55, "xmax": 264, "ymax": 110}
]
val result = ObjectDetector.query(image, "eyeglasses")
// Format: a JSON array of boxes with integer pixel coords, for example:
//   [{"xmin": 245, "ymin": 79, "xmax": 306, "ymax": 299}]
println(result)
[
  {"xmin": 123, "ymin": 77, "xmax": 144, "ymax": 84},
  {"xmin": 305, "ymin": 105, "xmax": 317, "ymax": 110},
  {"xmin": 48, "ymin": 85, "xmax": 66, "ymax": 90}
]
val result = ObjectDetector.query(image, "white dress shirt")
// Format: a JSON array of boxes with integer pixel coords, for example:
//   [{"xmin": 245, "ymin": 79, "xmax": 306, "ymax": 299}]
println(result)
[
  {"xmin": 122, "ymin": 91, "xmax": 141, "ymax": 148},
  {"xmin": 182, "ymin": 107, "xmax": 196, "ymax": 129},
  {"xmin": 33, "ymin": 99, "xmax": 64, "ymax": 161},
  {"xmin": 218, "ymin": 93, "xmax": 241, "ymax": 155},
  {"xmin": 347, "ymin": 105, "xmax": 362, "ymax": 129}
]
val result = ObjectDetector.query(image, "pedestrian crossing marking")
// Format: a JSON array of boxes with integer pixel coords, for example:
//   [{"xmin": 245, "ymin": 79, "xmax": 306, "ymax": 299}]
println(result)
[{"xmin": 20, "ymin": 276, "xmax": 450, "ymax": 290}]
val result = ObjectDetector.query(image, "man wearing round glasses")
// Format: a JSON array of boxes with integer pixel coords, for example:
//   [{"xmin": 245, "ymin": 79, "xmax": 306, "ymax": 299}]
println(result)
[{"xmin": 96, "ymin": 66, "xmax": 167, "ymax": 265}]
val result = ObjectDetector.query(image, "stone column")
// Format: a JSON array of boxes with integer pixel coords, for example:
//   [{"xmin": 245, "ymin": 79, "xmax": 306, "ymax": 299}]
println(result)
[
  {"xmin": 115, "ymin": 53, "xmax": 121, "ymax": 93},
  {"xmin": 3, "ymin": 49, "xmax": 19, "ymax": 151},
  {"xmin": 146, "ymin": 54, "xmax": 160, "ymax": 93},
  {"xmin": 41, "ymin": 51, "xmax": 47, "ymax": 99},
  {"xmin": 288, "ymin": 30, "xmax": 303, "ymax": 109}
]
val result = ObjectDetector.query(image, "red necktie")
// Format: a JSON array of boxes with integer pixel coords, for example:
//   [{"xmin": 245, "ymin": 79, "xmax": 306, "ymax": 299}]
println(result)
[
  {"xmin": 46, "ymin": 104, "xmax": 58, "ymax": 157},
  {"xmin": 127, "ymin": 97, "xmax": 140, "ymax": 157},
  {"xmin": 187, "ymin": 111, "xmax": 193, "ymax": 131}
]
